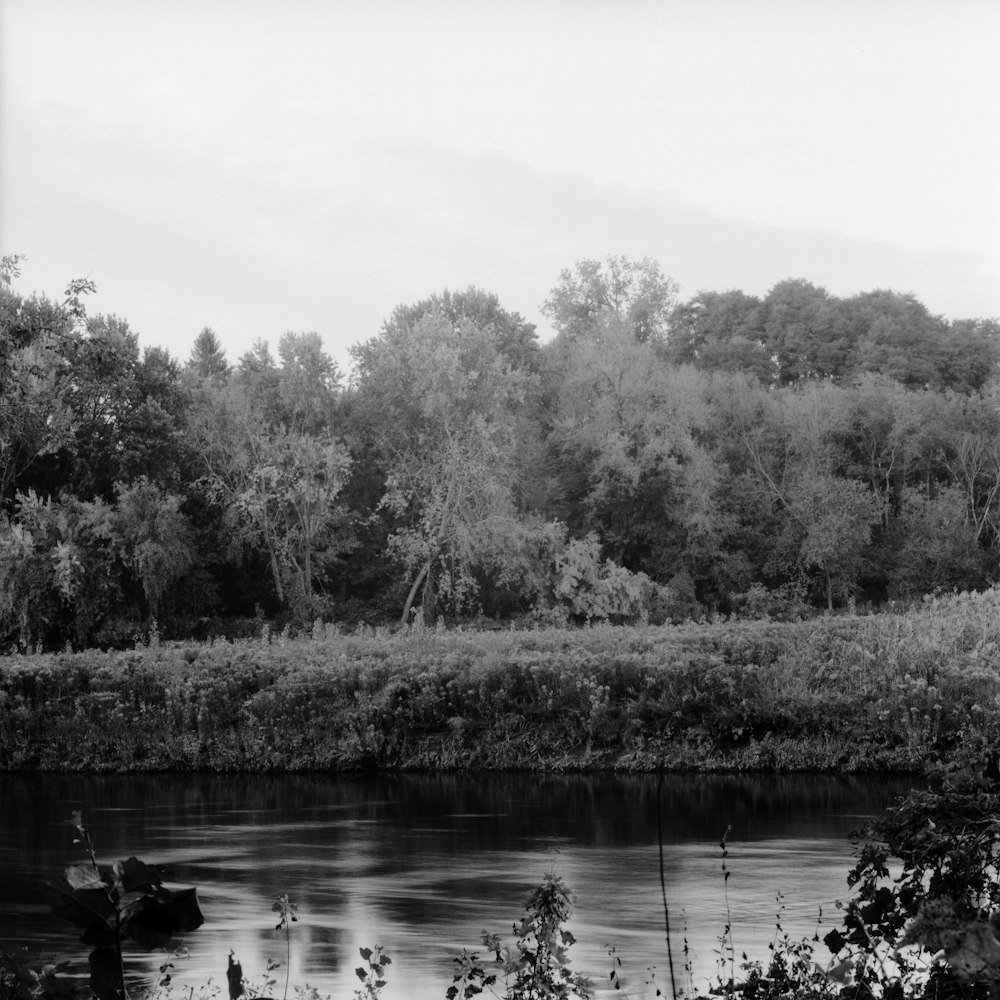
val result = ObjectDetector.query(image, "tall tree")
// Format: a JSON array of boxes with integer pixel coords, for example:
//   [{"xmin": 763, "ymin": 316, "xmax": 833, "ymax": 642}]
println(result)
[
  {"xmin": 786, "ymin": 474, "xmax": 884, "ymax": 611},
  {"xmin": 275, "ymin": 331, "xmax": 342, "ymax": 434},
  {"xmin": 0, "ymin": 260, "xmax": 84, "ymax": 507},
  {"xmin": 667, "ymin": 289, "xmax": 774, "ymax": 381},
  {"xmin": 542, "ymin": 256, "xmax": 679, "ymax": 345},
  {"xmin": 734, "ymin": 381, "xmax": 883, "ymax": 607},
  {"xmin": 383, "ymin": 287, "xmax": 541, "ymax": 374},
  {"xmin": 352, "ymin": 301, "xmax": 534, "ymax": 620},
  {"xmin": 846, "ymin": 290, "xmax": 952, "ymax": 389},
  {"xmin": 761, "ymin": 279, "xmax": 846, "ymax": 383},
  {"xmin": 0, "ymin": 490, "xmax": 121, "ymax": 649},
  {"xmin": 107, "ymin": 478, "xmax": 198, "ymax": 620},
  {"xmin": 187, "ymin": 380, "xmax": 351, "ymax": 618},
  {"xmin": 187, "ymin": 327, "xmax": 230, "ymax": 383},
  {"xmin": 889, "ymin": 485, "xmax": 990, "ymax": 598},
  {"xmin": 548, "ymin": 317, "xmax": 717, "ymax": 583}
]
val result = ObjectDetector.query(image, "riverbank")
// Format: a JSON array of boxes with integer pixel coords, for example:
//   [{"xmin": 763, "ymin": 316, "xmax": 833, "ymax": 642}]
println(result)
[{"xmin": 2, "ymin": 588, "xmax": 999, "ymax": 773}]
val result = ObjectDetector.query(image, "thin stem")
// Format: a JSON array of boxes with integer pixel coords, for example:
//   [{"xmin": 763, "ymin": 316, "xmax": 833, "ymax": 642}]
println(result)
[
  {"xmin": 720, "ymin": 825, "xmax": 734, "ymax": 998},
  {"xmin": 283, "ymin": 921, "xmax": 290, "ymax": 1000},
  {"xmin": 115, "ymin": 900, "xmax": 130, "ymax": 1000},
  {"xmin": 657, "ymin": 766, "xmax": 678, "ymax": 1000}
]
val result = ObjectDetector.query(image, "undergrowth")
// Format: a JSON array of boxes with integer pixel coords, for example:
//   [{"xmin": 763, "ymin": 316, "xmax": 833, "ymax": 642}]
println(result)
[{"xmin": 2, "ymin": 589, "xmax": 999, "ymax": 774}]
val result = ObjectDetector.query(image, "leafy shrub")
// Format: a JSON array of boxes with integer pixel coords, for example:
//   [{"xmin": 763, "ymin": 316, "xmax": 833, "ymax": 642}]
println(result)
[
  {"xmin": 2, "ymin": 590, "xmax": 1000, "ymax": 773},
  {"xmin": 448, "ymin": 873, "xmax": 591, "ymax": 1000},
  {"xmin": 827, "ymin": 734, "xmax": 1000, "ymax": 996}
]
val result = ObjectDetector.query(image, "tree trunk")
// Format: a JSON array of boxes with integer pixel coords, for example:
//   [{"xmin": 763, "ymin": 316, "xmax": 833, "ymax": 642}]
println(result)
[{"xmin": 400, "ymin": 559, "xmax": 432, "ymax": 624}]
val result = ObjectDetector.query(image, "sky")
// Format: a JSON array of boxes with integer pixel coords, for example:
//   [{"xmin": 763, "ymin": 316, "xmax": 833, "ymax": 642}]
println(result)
[{"xmin": 2, "ymin": 0, "xmax": 998, "ymax": 377}]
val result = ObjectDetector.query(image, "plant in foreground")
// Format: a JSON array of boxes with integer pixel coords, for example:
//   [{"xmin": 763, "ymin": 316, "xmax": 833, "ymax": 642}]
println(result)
[
  {"xmin": 448, "ymin": 873, "xmax": 591, "ymax": 1000},
  {"xmin": 353, "ymin": 946, "xmax": 391, "ymax": 1000},
  {"xmin": 272, "ymin": 895, "xmax": 298, "ymax": 1000},
  {"xmin": 47, "ymin": 812, "xmax": 204, "ymax": 1000},
  {"xmin": 825, "ymin": 740, "xmax": 1000, "ymax": 997}
]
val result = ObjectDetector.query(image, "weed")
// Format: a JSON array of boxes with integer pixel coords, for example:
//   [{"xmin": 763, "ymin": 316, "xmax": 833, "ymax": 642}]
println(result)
[
  {"xmin": 271, "ymin": 896, "xmax": 298, "ymax": 1000},
  {"xmin": 715, "ymin": 825, "xmax": 735, "ymax": 997},
  {"xmin": 4, "ymin": 598, "xmax": 1000, "ymax": 772},
  {"xmin": 655, "ymin": 769, "xmax": 678, "ymax": 1000},
  {"xmin": 352, "ymin": 947, "xmax": 390, "ymax": 1000},
  {"xmin": 46, "ymin": 812, "xmax": 204, "ymax": 1000},
  {"xmin": 448, "ymin": 873, "xmax": 591, "ymax": 1000}
]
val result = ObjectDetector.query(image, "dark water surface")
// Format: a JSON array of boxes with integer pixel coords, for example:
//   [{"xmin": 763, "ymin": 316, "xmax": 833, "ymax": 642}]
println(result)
[{"xmin": 0, "ymin": 772, "xmax": 915, "ymax": 998}]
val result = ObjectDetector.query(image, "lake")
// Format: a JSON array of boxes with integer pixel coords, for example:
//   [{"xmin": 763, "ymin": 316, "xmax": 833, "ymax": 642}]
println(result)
[{"xmin": 0, "ymin": 772, "xmax": 915, "ymax": 998}]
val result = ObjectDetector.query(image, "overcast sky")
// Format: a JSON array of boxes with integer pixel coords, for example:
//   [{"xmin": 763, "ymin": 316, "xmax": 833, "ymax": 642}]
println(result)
[{"xmin": 2, "ymin": 0, "xmax": 998, "ymax": 375}]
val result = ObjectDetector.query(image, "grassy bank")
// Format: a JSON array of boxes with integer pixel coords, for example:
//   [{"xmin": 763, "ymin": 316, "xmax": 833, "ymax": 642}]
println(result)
[{"xmin": 2, "ymin": 589, "xmax": 999, "ymax": 773}]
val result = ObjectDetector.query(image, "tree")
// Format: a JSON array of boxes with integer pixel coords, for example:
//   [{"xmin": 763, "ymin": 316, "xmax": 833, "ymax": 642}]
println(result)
[
  {"xmin": 547, "ymin": 318, "xmax": 717, "ymax": 584},
  {"xmin": 542, "ymin": 256, "xmax": 679, "ymax": 345},
  {"xmin": 787, "ymin": 474, "xmax": 884, "ymax": 610},
  {"xmin": 382, "ymin": 411, "xmax": 523, "ymax": 620},
  {"xmin": 0, "ymin": 490, "xmax": 121, "ymax": 650},
  {"xmin": 275, "ymin": 331, "xmax": 342, "ymax": 435},
  {"xmin": 888, "ymin": 485, "xmax": 990, "ymax": 597},
  {"xmin": 234, "ymin": 339, "xmax": 281, "ymax": 422},
  {"xmin": 107, "ymin": 479, "xmax": 197, "ymax": 619},
  {"xmin": 735, "ymin": 382, "xmax": 883, "ymax": 608},
  {"xmin": 0, "ymin": 263, "xmax": 83, "ymax": 507},
  {"xmin": 667, "ymin": 289, "xmax": 774, "ymax": 381},
  {"xmin": 382, "ymin": 287, "xmax": 541, "ymax": 374},
  {"xmin": 243, "ymin": 428, "xmax": 352, "ymax": 615},
  {"xmin": 761, "ymin": 278, "xmax": 846, "ymax": 383},
  {"xmin": 187, "ymin": 327, "xmax": 229, "ymax": 383},
  {"xmin": 839, "ymin": 375, "xmax": 919, "ymax": 524},
  {"xmin": 945, "ymin": 430, "xmax": 1000, "ymax": 548},
  {"xmin": 352, "ymin": 302, "xmax": 534, "ymax": 621},
  {"xmin": 941, "ymin": 318, "xmax": 1000, "ymax": 393},
  {"xmin": 843, "ymin": 289, "xmax": 954, "ymax": 389},
  {"xmin": 187, "ymin": 381, "xmax": 351, "ymax": 618}
]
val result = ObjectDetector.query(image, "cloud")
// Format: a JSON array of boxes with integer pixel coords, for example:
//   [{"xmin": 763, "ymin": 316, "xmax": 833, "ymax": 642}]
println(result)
[{"xmin": 3, "ymin": 103, "xmax": 996, "ymax": 381}]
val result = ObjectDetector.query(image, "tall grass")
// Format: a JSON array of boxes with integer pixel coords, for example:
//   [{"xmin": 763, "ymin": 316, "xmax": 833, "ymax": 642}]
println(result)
[{"xmin": 2, "ymin": 589, "xmax": 999, "ymax": 773}]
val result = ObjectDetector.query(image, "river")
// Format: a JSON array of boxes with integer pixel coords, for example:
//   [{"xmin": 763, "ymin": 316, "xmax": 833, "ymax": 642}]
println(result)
[{"xmin": 0, "ymin": 772, "xmax": 914, "ymax": 998}]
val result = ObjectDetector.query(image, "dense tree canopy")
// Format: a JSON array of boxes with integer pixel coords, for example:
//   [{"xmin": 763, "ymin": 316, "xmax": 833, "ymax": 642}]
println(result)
[{"xmin": 2, "ymin": 255, "xmax": 999, "ymax": 648}]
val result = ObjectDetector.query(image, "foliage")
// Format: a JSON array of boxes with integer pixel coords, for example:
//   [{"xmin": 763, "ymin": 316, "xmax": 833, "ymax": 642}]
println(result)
[
  {"xmin": 825, "ymin": 737, "xmax": 1000, "ymax": 997},
  {"xmin": 448, "ymin": 874, "xmax": 591, "ymax": 1000},
  {"xmin": 2, "ymin": 590, "xmax": 1000, "ymax": 774},
  {"xmin": 888, "ymin": 486, "xmax": 989, "ymax": 598},
  {"xmin": 271, "ymin": 895, "xmax": 298, "ymax": 1000},
  {"xmin": 187, "ymin": 382, "xmax": 352, "ymax": 619},
  {"xmin": 108, "ymin": 480, "xmax": 197, "ymax": 619},
  {"xmin": 47, "ymin": 812, "xmax": 203, "ymax": 1000},
  {"xmin": 353, "ymin": 302, "xmax": 535, "ymax": 621},
  {"xmin": 5, "ymin": 256, "xmax": 1000, "ymax": 641},
  {"xmin": 0, "ymin": 491, "xmax": 119, "ymax": 650},
  {"xmin": 0, "ymin": 484, "xmax": 199, "ymax": 650},
  {"xmin": 542, "ymin": 256, "xmax": 678, "ymax": 346},
  {"xmin": 352, "ymin": 946, "xmax": 391, "ymax": 1000},
  {"xmin": 186, "ymin": 328, "xmax": 229, "ymax": 384}
]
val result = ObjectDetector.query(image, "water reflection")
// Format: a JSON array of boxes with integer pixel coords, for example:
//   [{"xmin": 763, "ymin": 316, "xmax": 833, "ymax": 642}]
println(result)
[{"xmin": 0, "ymin": 772, "xmax": 914, "ymax": 997}]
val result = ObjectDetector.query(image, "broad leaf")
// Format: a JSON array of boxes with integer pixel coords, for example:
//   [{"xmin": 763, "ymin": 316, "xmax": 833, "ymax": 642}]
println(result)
[
  {"xmin": 48, "ymin": 880, "xmax": 116, "ymax": 946},
  {"xmin": 63, "ymin": 863, "xmax": 107, "ymax": 892},
  {"xmin": 87, "ymin": 946, "xmax": 123, "ymax": 1000},
  {"xmin": 124, "ymin": 887, "xmax": 204, "ymax": 950},
  {"xmin": 118, "ymin": 857, "xmax": 167, "ymax": 894}
]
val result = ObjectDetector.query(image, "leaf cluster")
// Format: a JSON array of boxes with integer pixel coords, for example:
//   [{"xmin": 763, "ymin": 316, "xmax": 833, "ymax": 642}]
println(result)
[
  {"xmin": 46, "ymin": 814, "xmax": 203, "ymax": 1000},
  {"xmin": 448, "ymin": 874, "xmax": 591, "ymax": 1000}
]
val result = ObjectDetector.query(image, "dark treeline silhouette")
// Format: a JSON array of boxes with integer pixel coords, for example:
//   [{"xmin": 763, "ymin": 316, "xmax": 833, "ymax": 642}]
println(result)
[{"xmin": 2, "ymin": 252, "xmax": 999, "ymax": 649}]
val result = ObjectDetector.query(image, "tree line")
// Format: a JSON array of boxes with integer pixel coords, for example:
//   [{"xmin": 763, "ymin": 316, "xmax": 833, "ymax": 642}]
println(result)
[{"xmin": 2, "ymin": 252, "xmax": 999, "ymax": 649}]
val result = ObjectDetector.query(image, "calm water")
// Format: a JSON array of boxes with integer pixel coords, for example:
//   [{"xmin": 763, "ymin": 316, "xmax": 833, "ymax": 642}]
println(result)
[{"xmin": 0, "ymin": 772, "xmax": 914, "ymax": 998}]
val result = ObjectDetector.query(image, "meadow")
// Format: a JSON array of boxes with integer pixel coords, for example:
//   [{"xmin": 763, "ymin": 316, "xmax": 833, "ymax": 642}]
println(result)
[{"xmin": 3, "ymin": 588, "xmax": 999, "ymax": 775}]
